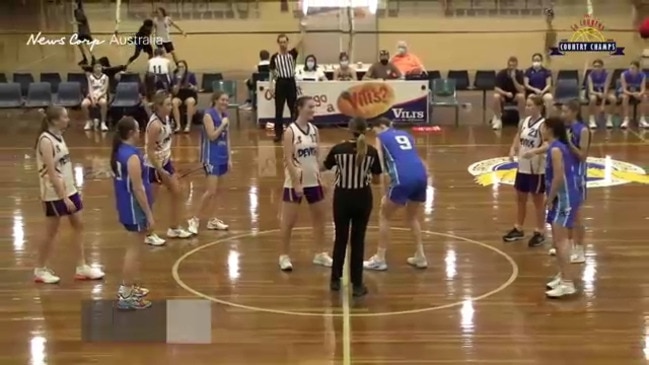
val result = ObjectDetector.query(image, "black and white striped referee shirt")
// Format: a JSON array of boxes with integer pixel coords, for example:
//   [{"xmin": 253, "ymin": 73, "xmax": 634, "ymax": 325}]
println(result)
[
  {"xmin": 270, "ymin": 48, "xmax": 298, "ymax": 79},
  {"xmin": 323, "ymin": 141, "xmax": 382, "ymax": 190}
]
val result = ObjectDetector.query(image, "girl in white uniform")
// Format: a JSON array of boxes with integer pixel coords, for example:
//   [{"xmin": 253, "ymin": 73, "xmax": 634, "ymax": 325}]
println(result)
[
  {"xmin": 82, "ymin": 61, "xmax": 109, "ymax": 132},
  {"xmin": 279, "ymin": 95, "xmax": 333, "ymax": 271},
  {"xmin": 143, "ymin": 90, "xmax": 193, "ymax": 245},
  {"xmin": 153, "ymin": 7, "xmax": 185, "ymax": 64},
  {"xmin": 147, "ymin": 48, "xmax": 173, "ymax": 92},
  {"xmin": 34, "ymin": 106, "xmax": 105, "ymax": 284},
  {"xmin": 502, "ymin": 95, "xmax": 547, "ymax": 247}
]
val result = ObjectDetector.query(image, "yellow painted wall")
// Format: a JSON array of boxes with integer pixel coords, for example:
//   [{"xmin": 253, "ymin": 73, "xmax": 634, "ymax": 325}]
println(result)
[{"xmin": 0, "ymin": 1, "xmax": 642, "ymax": 76}]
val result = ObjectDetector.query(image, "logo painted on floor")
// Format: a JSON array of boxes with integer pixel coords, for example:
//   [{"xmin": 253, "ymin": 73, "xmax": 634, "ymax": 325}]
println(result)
[{"xmin": 467, "ymin": 157, "xmax": 649, "ymax": 188}]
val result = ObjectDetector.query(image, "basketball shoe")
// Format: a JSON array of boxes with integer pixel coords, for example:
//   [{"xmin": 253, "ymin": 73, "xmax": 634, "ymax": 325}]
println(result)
[
  {"xmin": 74, "ymin": 265, "xmax": 105, "ymax": 280},
  {"xmin": 144, "ymin": 233, "xmax": 166, "ymax": 246},
  {"xmin": 34, "ymin": 267, "xmax": 60, "ymax": 284},
  {"xmin": 166, "ymin": 227, "xmax": 193, "ymax": 239},
  {"xmin": 313, "ymin": 252, "xmax": 333, "ymax": 267}
]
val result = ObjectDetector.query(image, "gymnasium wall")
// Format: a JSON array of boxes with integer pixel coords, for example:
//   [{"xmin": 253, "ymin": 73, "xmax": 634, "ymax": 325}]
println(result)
[{"xmin": 0, "ymin": 0, "xmax": 642, "ymax": 77}]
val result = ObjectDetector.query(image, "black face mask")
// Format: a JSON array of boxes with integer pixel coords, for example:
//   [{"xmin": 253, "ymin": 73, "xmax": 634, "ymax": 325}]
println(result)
[{"xmin": 380, "ymin": 59, "xmax": 388, "ymax": 65}]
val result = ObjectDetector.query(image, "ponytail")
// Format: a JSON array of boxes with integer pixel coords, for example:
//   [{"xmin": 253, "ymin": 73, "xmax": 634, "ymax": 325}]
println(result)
[
  {"xmin": 34, "ymin": 107, "xmax": 65, "ymax": 149},
  {"xmin": 356, "ymin": 134, "xmax": 367, "ymax": 161},
  {"xmin": 110, "ymin": 133, "xmax": 122, "ymax": 176}
]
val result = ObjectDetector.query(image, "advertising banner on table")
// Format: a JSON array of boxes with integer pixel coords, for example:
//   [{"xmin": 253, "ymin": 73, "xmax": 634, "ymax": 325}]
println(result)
[{"xmin": 256, "ymin": 80, "xmax": 429, "ymax": 126}]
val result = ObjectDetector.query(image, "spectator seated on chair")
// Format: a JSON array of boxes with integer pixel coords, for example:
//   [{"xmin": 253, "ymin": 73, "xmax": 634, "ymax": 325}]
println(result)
[
  {"xmin": 492, "ymin": 56, "xmax": 526, "ymax": 130},
  {"xmin": 171, "ymin": 60, "xmax": 198, "ymax": 133},
  {"xmin": 295, "ymin": 54, "xmax": 327, "ymax": 81},
  {"xmin": 390, "ymin": 41, "xmax": 426, "ymax": 78},
  {"xmin": 81, "ymin": 56, "xmax": 126, "ymax": 81},
  {"xmin": 81, "ymin": 61, "xmax": 109, "ymax": 131},
  {"xmin": 586, "ymin": 58, "xmax": 617, "ymax": 129},
  {"xmin": 333, "ymin": 52, "xmax": 356, "ymax": 81},
  {"xmin": 241, "ymin": 49, "xmax": 271, "ymax": 111},
  {"xmin": 619, "ymin": 60, "xmax": 649, "ymax": 129},
  {"xmin": 523, "ymin": 53, "xmax": 553, "ymax": 112},
  {"xmin": 363, "ymin": 50, "xmax": 402, "ymax": 80}
]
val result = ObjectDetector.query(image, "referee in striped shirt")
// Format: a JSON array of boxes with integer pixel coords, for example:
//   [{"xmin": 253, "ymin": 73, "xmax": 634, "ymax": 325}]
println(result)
[
  {"xmin": 321, "ymin": 118, "xmax": 382, "ymax": 297},
  {"xmin": 269, "ymin": 31, "xmax": 303, "ymax": 142}
]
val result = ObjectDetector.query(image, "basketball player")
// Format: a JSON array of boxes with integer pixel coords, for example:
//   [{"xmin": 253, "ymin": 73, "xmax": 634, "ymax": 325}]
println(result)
[
  {"xmin": 187, "ymin": 91, "xmax": 231, "ymax": 234},
  {"xmin": 73, "ymin": 0, "xmax": 95, "ymax": 66},
  {"xmin": 502, "ymin": 96, "xmax": 546, "ymax": 247},
  {"xmin": 111, "ymin": 117, "xmax": 153, "ymax": 310},
  {"xmin": 561, "ymin": 100, "xmax": 590, "ymax": 264},
  {"xmin": 363, "ymin": 118, "xmax": 428, "ymax": 271},
  {"xmin": 81, "ymin": 61, "xmax": 109, "ymax": 132},
  {"xmin": 279, "ymin": 96, "xmax": 333, "ymax": 271},
  {"xmin": 153, "ymin": 7, "xmax": 186, "ymax": 64},
  {"xmin": 34, "ymin": 106, "xmax": 105, "ymax": 284},
  {"xmin": 619, "ymin": 61, "xmax": 649, "ymax": 129},
  {"xmin": 586, "ymin": 59, "xmax": 616, "ymax": 129},
  {"xmin": 147, "ymin": 48, "xmax": 173, "ymax": 92},
  {"xmin": 126, "ymin": 19, "xmax": 154, "ymax": 66},
  {"xmin": 542, "ymin": 116, "xmax": 581, "ymax": 298},
  {"xmin": 143, "ymin": 90, "xmax": 193, "ymax": 244}
]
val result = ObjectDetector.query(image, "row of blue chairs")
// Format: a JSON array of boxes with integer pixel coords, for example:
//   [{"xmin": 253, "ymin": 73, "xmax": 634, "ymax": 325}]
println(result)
[
  {"xmin": 0, "ymin": 81, "xmax": 141, "ymax": 109},
  {"xmin": 0, "ymin": 72, "xmax": 226, "ymax": 96}
]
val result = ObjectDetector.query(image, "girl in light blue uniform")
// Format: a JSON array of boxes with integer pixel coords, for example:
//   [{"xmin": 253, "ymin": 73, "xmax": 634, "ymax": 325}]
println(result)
[
  {"xmin": 111, "ymin": 117, "xmax": 153, "ymax": 310},
  {"xmin": 363, "ymin": 118, "xmax": 428, "ymax": 272},
  {"xmin": 187, "ymin": 91, "xmax": 231, "ymax": 233},
  {"xmin": 542, "ymin": 116, "xmax": 581, "ymax": 299}
]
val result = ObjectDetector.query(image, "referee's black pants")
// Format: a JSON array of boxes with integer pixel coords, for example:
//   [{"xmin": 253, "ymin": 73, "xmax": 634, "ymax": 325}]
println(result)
[
  {"xmin": 331, "ymin": 187, "xmax": 373, "ymax": 286},
  {"xmin": 274, "ymin": 78, "xmax": 297, "ymax": 139}
]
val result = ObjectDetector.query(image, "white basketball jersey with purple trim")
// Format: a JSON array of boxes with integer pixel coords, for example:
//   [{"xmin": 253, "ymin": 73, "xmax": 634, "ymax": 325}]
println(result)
[{"xmin": 283, "ymin": 122, "xmax": 320, "ymax": 188}]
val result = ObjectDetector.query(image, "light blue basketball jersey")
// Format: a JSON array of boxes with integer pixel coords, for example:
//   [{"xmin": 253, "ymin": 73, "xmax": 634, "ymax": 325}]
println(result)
[
  {"xmin": 377, "ymin": 128, "xmax": 426, "ymax": 185},
  {"xmin": 113, "ymin": 143, "xmax": 152, "ymax": 225},
  {"xmin": 545, "ymin": 140, "xmax": 581, "ymax": 208},
  {"xmin": 200, "ymin": 108, "xmax": 229, "ymax": 166}
]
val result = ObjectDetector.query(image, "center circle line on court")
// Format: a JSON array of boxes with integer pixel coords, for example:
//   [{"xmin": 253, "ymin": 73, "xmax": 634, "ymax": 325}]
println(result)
[{"xmin": 171, "ymin": 226, "xmax": 519, "ymax": 317}]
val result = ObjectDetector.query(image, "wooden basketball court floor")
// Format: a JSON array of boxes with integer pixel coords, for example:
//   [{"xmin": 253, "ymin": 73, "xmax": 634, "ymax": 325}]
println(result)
[{"xmin": 1, "ymin": 117, "xmax": 649, "ymax": 365}]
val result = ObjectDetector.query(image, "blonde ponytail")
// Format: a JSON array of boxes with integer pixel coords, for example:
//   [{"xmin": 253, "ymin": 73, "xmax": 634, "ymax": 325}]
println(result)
[
  {"xmin": 34, "ymin": 106, "xmax": 65, "ymax": 148},
  {"xmin": 356, "ymin": 133, "xmax": 367, "ymax": 161}
]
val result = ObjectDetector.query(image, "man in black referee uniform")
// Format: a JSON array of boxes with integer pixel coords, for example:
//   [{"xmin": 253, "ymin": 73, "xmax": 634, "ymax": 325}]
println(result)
[
  {"xmin": 321, "ymin": 118, "xmax": 382, "ymax": 297},
  {"xmin": 269, "ymin": 25, "xmax": 304, "ymax": 143}
]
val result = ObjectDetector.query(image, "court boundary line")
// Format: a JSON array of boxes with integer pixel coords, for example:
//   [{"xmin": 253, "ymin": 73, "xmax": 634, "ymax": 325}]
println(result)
[
  {"xmin": 171, "ymin": 226, "xmax": 519, "ymax": 318},
  {"xmin": 1, "ymin": 141, "xmax": 647, "ymax": 151},
  {"xmin": 342, "ymin": 246, "xmax": 351, "ymax": 365},
  {"xmin": 628, "ymin": 129, "xmax": 648, "ymax": 144}
]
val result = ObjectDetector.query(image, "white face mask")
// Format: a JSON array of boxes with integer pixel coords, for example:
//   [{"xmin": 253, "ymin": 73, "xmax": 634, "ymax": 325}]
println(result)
[
  {"xmin": 397, "ymin": 47, "xmax": 406, "ymax": 55},
  {"xmin": 306, "ymin": 61, "xmax": 315, "ymax": 69},
  {"xmin": 532, "ymin": 61, "xmax": 541, "ymax": 68},
  {"xmin": 340, "ymin": 60, "xmax": 349, "ymax": 67}
]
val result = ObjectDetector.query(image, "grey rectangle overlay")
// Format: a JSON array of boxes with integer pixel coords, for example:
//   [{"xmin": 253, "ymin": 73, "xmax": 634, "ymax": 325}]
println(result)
[
  {"xmin": 166, "ymin": 299, "xmax": 211, "ymax": 344},
  {"xmin": 81, "ymin": 299, "xmax": 211, "ymax": 344}
]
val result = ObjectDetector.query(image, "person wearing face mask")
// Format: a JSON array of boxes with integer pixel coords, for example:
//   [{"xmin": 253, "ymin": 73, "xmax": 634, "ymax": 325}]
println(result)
[
  {"xmin": 295, "ymin": 54, "xmax": 327, "ymax": 81},
  {"xmin": 390, "ymin": 41, "xmax": 426, "ymax": 77},
  {"xmin": 523, "ymin": 53, "xmax": 554, "ymax": 113},
  {"xmin": 363, "ymin": 50, "xmax": 402, "ymax": 80},
  {"xmin": 333, "ymin": 52, "xmax": 356, "ymax": 81},
  {"xmin": 492, "ymin": 56, "xmax": 525, "ymax": 130},
  {"xmin": 586, "ymin": 59, "xmax": 616, "ymax": 129}
]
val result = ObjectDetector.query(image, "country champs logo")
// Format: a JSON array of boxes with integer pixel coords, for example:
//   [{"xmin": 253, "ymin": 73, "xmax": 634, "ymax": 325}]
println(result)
[{"xmin": 549, "ymin": 14, "xmax": 624, "ymax": 56}]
